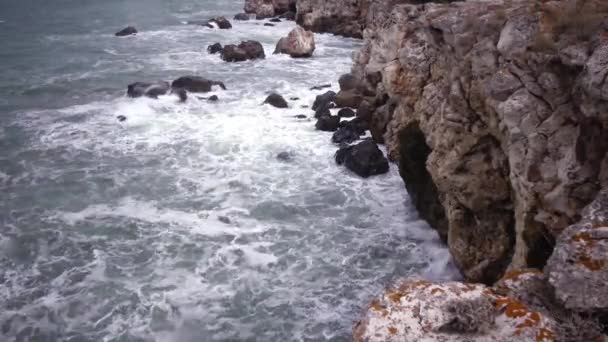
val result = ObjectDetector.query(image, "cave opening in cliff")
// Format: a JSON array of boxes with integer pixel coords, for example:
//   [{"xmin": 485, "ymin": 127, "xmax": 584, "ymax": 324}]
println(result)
[{"xmin": 398, "ymin": 123, "xmax": 449, "ymax": 242}]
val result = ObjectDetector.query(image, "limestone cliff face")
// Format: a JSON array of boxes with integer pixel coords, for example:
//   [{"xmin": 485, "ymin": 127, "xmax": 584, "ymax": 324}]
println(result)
[{"xmin": 352, "ymin": 0, "xmax": 608, "ymax": 284}]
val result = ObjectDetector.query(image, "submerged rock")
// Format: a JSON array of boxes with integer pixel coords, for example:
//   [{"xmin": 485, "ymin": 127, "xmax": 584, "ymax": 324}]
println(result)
[
  {"xmin": 335, "ymin": 140, "xmax": 388, "ymax": 178},
  {"xmin": 127, "ymin": 81, "xmax": 170, "ymax": 98},
  {"xmin": 221, "ymin": 40, "xmax": 265, "ymax": 62},
  {"xmin": 234, "ymin": 13, "xmax": 250, "ymax": 21},
  {"xmin": 270, "ymin": 18, "xmax": 281, "ymax": 23},
  {"xmin": 206, "ymin": 16, "xmax": 232, "ymax": 29},
  {"xmin": 294, "ymin": 114, "xmax": 307, "ymax": 119},
  {"xmin": 116, "ymin": 115, "xmax": 127, "ymax": 122},
  {"xmin": 115, "ymin": 26, "xmax": 137, "ymax": 36},
  {"xmin": 171, "ymin": 76, "xmax": 226, "ymax": 93},
  {"xmin": 274, "ymin": 26, "xmax": 315, "ymax": 58},
  {"xmin": 264, "ymin": 93, "xmax": 288, "ymax": 108},
  {"xmin": 207, "ymin": 95, "xmax": 219, "ymax": 102},
  {"xmin": 276, "ymin": 151, "xmax": 294, "ymax": 162},
  {"xmin": 264, "ymin": 23, "xmax": 275, "ymax": 27},
  {"xmin": 207, "ymin": 42, "xmax": 223, "ymax": 54}
]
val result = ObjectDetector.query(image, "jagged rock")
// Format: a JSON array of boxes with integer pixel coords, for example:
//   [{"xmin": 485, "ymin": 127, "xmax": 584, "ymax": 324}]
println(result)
[
  {"xmin": 335, "ymin": 140, "xmax": 389, "ymax": 177},
  {"xmin": 546, "ymin": 190, "xmax": 608, "ymax": 313},
  {"xmin": 115, "ymin": 26, "xmax": 137, "ymax": 36},
  {"xmin": 334, "ymin": 89, "xmax": 363, "ymax": 108},
  {"xmin": 127, "ymin": 81, "xmax": 170, "ymax": 98},
  {"xmin": 312, "ymin": 91, "xmax": 336, "ymax": 111},
  {"xmin": 315, "ymin": 115, "xmax": 340, "ymax": 132},
  {"xmin": 337, "ymin": 108, "xmax": 355, "ymax": 118},
  {"xmin": 221, "ymin": 41, "xmax": 265, "ymax": 62},
  {"xmin": 351, "ymin": 0, "xmax": 608, "ymax": 283},
  {"xmin": 207, "ymin": 43, "xmax": 223, "ymax": 54},
  {"xmin": 274, "ymin": 26, "xmax": 315, "ymax": 58},
  {"xmin": 234, "ymin": 13, "xmax": 250, "ymax": 20},
  {"xmin": 264, "ymin": 93, "xmax": 288, "ymax": 108},
  {"xmin": 206, "ymin": 16, "xmax": 232, "ymax": 29},
  {"xmin": 171, "ymin": 76, "xmax": 226, "ymax": 93}
]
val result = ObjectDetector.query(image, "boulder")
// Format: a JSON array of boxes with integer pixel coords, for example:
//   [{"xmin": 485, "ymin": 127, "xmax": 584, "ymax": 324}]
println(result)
[
  {"xmin": 208, "ymin": 95, "xmax": 219, "ymax": 102},
  {"xmin": 264, "ymin": 93, "xmax": 288, "ymax": 108},
  {"xmin": 335, "ymin": 89, "xmax": 363, "ymax": 108},
  {"xmin": 356, "ymin": 100, "xmax": 373, "ymax": 122},
  {"xmin": 335, "ymin": 140, "xmax": 389, "ymax": 177},
  {"xmin": 338, "ymin": 73, "xmax": 359, "ymax": 92},
  {"xmin": 312, "ymin": 91, "xmax": 336, "ymax": 111},
  {"xmin": 332, "ymin": 126, "xmax": 360, "ymax": 144},
  {"xmin": 234, "ymin": 13, "xmax": 250, "ymax": 21},
  {"xmin": 115, "ymin": 26, "xmax": 137, "ymax": 36},
  {"xmin": 127, "ymin": 81, "xmax": 170, "ymax": 98},
  {"xmin": 206, "ymin": 16, "xmax": 232, "ymax": 29},
  {"xmin": 207, "ymin": 42, "xmax": 223, "ymax": 54},
  {"xmin": 315, "ymin": 115, "xmax": 340, "ymax": 132},
  {"xmin": 221, "ymin": 40, "xmax": 265, "ymax": 62},
  {"xmin": 340, "ymin": 117, "xmax": 368, "ymax": 135},
  {"xmin": 337, "ymin": 108, "xmax": 355, "ymax": 118},
  {"xmin": 171, "ymin": 76, "xmax": 226, "ymax": 93},
  {"xmin": 274, "ymin": 26, "xmax": 315, "ymax": 58}
]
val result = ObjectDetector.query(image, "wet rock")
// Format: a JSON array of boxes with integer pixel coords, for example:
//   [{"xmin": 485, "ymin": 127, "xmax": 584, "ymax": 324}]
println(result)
[
  {"xmin": 280, "ymin": 11, "xmax": 296, "ymax": 21},
  {"xmin": 116, "ymin": 115, "xmax": 127, "ymax": 122},
  {"xmin": 264, "ymin": 23, "xmax": 275, "ymax": 27},
  {"xmin": 314, "ymin": 105, "xmax": 331, "ymax": 119},
  {"xmin": 127, "ymin": 81, "xmax": 170, "ymax": 98},
  {"xmin": 206, "ymin": 16, "xmax": 232, "ymax": 29},
  {"xmin": 173, "ymin": 88, "xmax": 188, "ymax": 102},
  {"xmin": 290, "ymin": 97, "xmax": 300, "ymax": 101},
  {"xmin": 312, "ymin": 90, "xmax": 336, "ymax": 111},
  {"xmin": 294, "ymin": 114, "xmax": 307, "ymax": 119},
  {"xmin": 335, "ymin": 89, "xmax": 363, "ymax": 108},
  {"xmin": 315, "ymin": 115, "xmax": 340, "ymax": 132},
  {"xmin": 208, "ymin": 95, "xmax": 219, "ymax": 102},
  {"xmin": 332, "ymin": 126, "xmax": 360, "ymax": 144},
  {"xmin": 264, "ymin": 93, "xmax": 288, "ymax": 108},
  {"xmin": 221, "ymin": 40, "xmax": 265, "ymax": 62},
  {"xmin": 276, "ymin": 151, "xmax": 294, "ymax": 162},
  {"xmin": 274, "ymin": 26, "xmax": 315, "ymax": 58},
  {"xmin": 335, "ymin": 140, "xmax": 388, "ymax": 178},
  {"xmin": 270, "ymin": 18, "xmax": 281, "ymax": 23},
  {"xmin": 337, "ymin": 108, "xmax": 355, "ymax": 118},
  {"xmin": 218, "ymin": 216, "xmax": 231, "ymax": 224},
  {"xmin": 338, "ymin": 73, "xmax": 359, "ymax": 92},
  {"xmin": 115, "ymin": 26, "xmax": 137, "ymax": 36},
  {"xmin": 356, "ymin": 100, "xmax": 373, "ymax": 122},
  {"xmin": 310, "ymin": 84, "xmax": 331, "ymax": 91},
  {"xmin": 171, "ymin": 76, "xmax": 226, "ymax": 93},
  {"xmin": 207, "ymin": 43, "xmax": 223, "ymax": 54},
  {"xmin": 234, "ymin": 13, "xmax": 250, "ymax": 21}
]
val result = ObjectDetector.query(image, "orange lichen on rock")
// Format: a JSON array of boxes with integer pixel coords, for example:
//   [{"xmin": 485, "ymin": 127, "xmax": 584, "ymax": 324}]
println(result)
[
  {"xmin": 388, "ymin": 326, "xmax": 397, "ymax": 335},
  {"xmin": 495, "ymin": 297, "xmax": 529, "ymax": 318},
  {"xmin": 501, "ymin": 269, "xmax": 542, "ymax": 282},
  {"xmin": 431, "ymin": 287, "xmax": 445, "ymax": 295},
  {"xmin": 578, "ymin": 254, "xmax": 605, "ymax": 271},
  {"xmin": 571, "ymin": 231, "xmax": 605, "ymax": 271},
  {"xmin": 535, "ymin": 328, "xmax": 555, "ymax": 342}
]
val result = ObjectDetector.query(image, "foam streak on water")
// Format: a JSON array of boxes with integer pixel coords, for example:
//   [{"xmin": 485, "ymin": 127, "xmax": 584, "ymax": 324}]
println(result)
[{"xmin": 0, "ymin": 1, "xmax": 458, "ymax": 341}]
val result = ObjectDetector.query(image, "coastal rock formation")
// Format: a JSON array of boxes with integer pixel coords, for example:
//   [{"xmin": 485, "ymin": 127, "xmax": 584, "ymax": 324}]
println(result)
[
  {"xmin": 221, "ymin": 40, "xmax": 265, "ymax": 62},
  {"xmin": 336, "ymin": 140, "xmax": 389, "ymax": 177},
  {"xmin": 350, "ymin": 0, "xmax": 608, "ymax": 284},
  {"xmin": 245, "ymin": 0, "xmax": 296, "ymax": 18},
  {"xmin": 354, "ymin": 272, "xmax": 603, "ymax": 342},
  {"xmin": 171, "ymin": 76, "xmax": 226, "ymax": 93},
  {"xmin": 274, "ymin": 26, "xmax": 315, "ymax": 58}
]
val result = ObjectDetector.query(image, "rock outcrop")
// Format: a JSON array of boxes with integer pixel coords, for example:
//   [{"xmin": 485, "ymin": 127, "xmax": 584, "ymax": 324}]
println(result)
[
  {"xmin": 336, "ymin": 140, "xmax": 389, "ymax": 177},
  {"xmin": 221, "ymin": 41, "xmax": 265, "ymax": 62},
  {"xmin": 245, "ymin": 0, "xmax": 296, "ymax": 18},
  {"xmin": 171, "ymin": 76, "xmax": 226, "ymax": 93},
  {"xmin": 274, "ymin": 26, "xmax": 315, "ymax": 58},
  {"xmin": 349, "ymin": 0, "xmax": 608, "ymax": 285}
]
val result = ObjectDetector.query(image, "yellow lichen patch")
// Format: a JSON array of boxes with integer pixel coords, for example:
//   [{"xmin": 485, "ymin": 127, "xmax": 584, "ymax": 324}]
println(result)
[
  {"xmin": 536, "ymin": 327, "xmax": 555, "ymax": 342},
  {"xmin": 388, "ymin": 326, "xmax": 397, "ymax": 335}
]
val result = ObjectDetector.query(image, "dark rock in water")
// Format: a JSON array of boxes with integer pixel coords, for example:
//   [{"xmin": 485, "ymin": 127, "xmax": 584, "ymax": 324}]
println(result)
[
  {"xmin": 221, "ymin": 40, "xmax": 265, "ymax": 62},
  {"xmin": 173, "ymin": 88, "xmax": 188, "ymax": 102},
  {"xmin": 208, "ymin": 95, "xmax": 219, "ymax": 102},
  {"xmin": 171, "ymin": 76, "xmax": 226, "ymax": 93},
  {"xmin": 294, "ymin": 114, "xmax": 307, "ymax": 119},
  {"xmin": 290, "ymin": 97, "xmax": 300, "ymax": 101},
  {"xmin": 115, "ymin": 26, "xmax": 137, "ymax": 36},
  {"xmin": 312, "ymin": 91, "xmax": 336, "ymax": 111},
  {"xmin": 234, "ymin": 13, "xmax": 250, "ymax": 21},
  {"xmin": 314, "ymin": 105, "xmax": 331, "ymax": 119},
  {"xmin": 207, "ymin": 43, "xmax": 223, "ymax": 54},
  {"xmin": 277, "ymin": 151, "xmax": 294, "ymax": 162},
  {"xmin": 335, "ymin": 89, "xmax": 363, "ymax": 108},
  {"xmin": 338, "ymin": 108, "xmax": 355, "ymax": 118},
  {"xmin": 127, "ymin": 81, "xmax": 170, "ymax": 98},
  {"xmin": 356, "ymin": 100, "xmax": 373, "ymax": 122},
  {"xmin": 301, "ymin": 105, "xmax": 309, "ymax": 108},
  {"xmin": 340, "ymin": 117, "xmax": 369, "ymax": 135},
  {"xmin": 335, "ymin": 140, "xmax": 389, "ymax": 178},
  {"xmin": 310, "ymin": 84, "xmax": 331, "ymax": 91},
  {"xmin": 270, "ymin": 18, "xmax": 281, "ymax": 23},
  {"xmin": 207, "ymin": 16, "xmax": 232, "ymax": 29},
  {"xmin": 116, "ymin": 115, "xmax": 127, "ymax": 122},
  {"xmin": 339, "ymin": 73, "xmax": 359, "ymax": 91},
  {"xmin": 218, "ymin": 216, "xmax": 231, "ymax": 224},
  {"xmin": 264, "ymin": 93, "xmax": 288, "ymax": 108},
  {"xmin": 279, "ymin": 11, "xmax": 296, "ymax": 21},
  {"xmin": 315, "ymin": 115, "xmax": 340, "ymax": 132},
  {"xmin": 332, "ymin": 126, "xmax": 360, "ymax": 144},
  {"xmin": 264, "ymin": 23, "xmax": 275, "ymax": 27}
]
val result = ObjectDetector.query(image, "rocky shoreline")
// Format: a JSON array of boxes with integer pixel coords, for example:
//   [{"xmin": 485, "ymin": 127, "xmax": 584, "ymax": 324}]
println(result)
[{"xmin": 119, "ymin": 0, "xmax": 608, "ymax": 339}]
